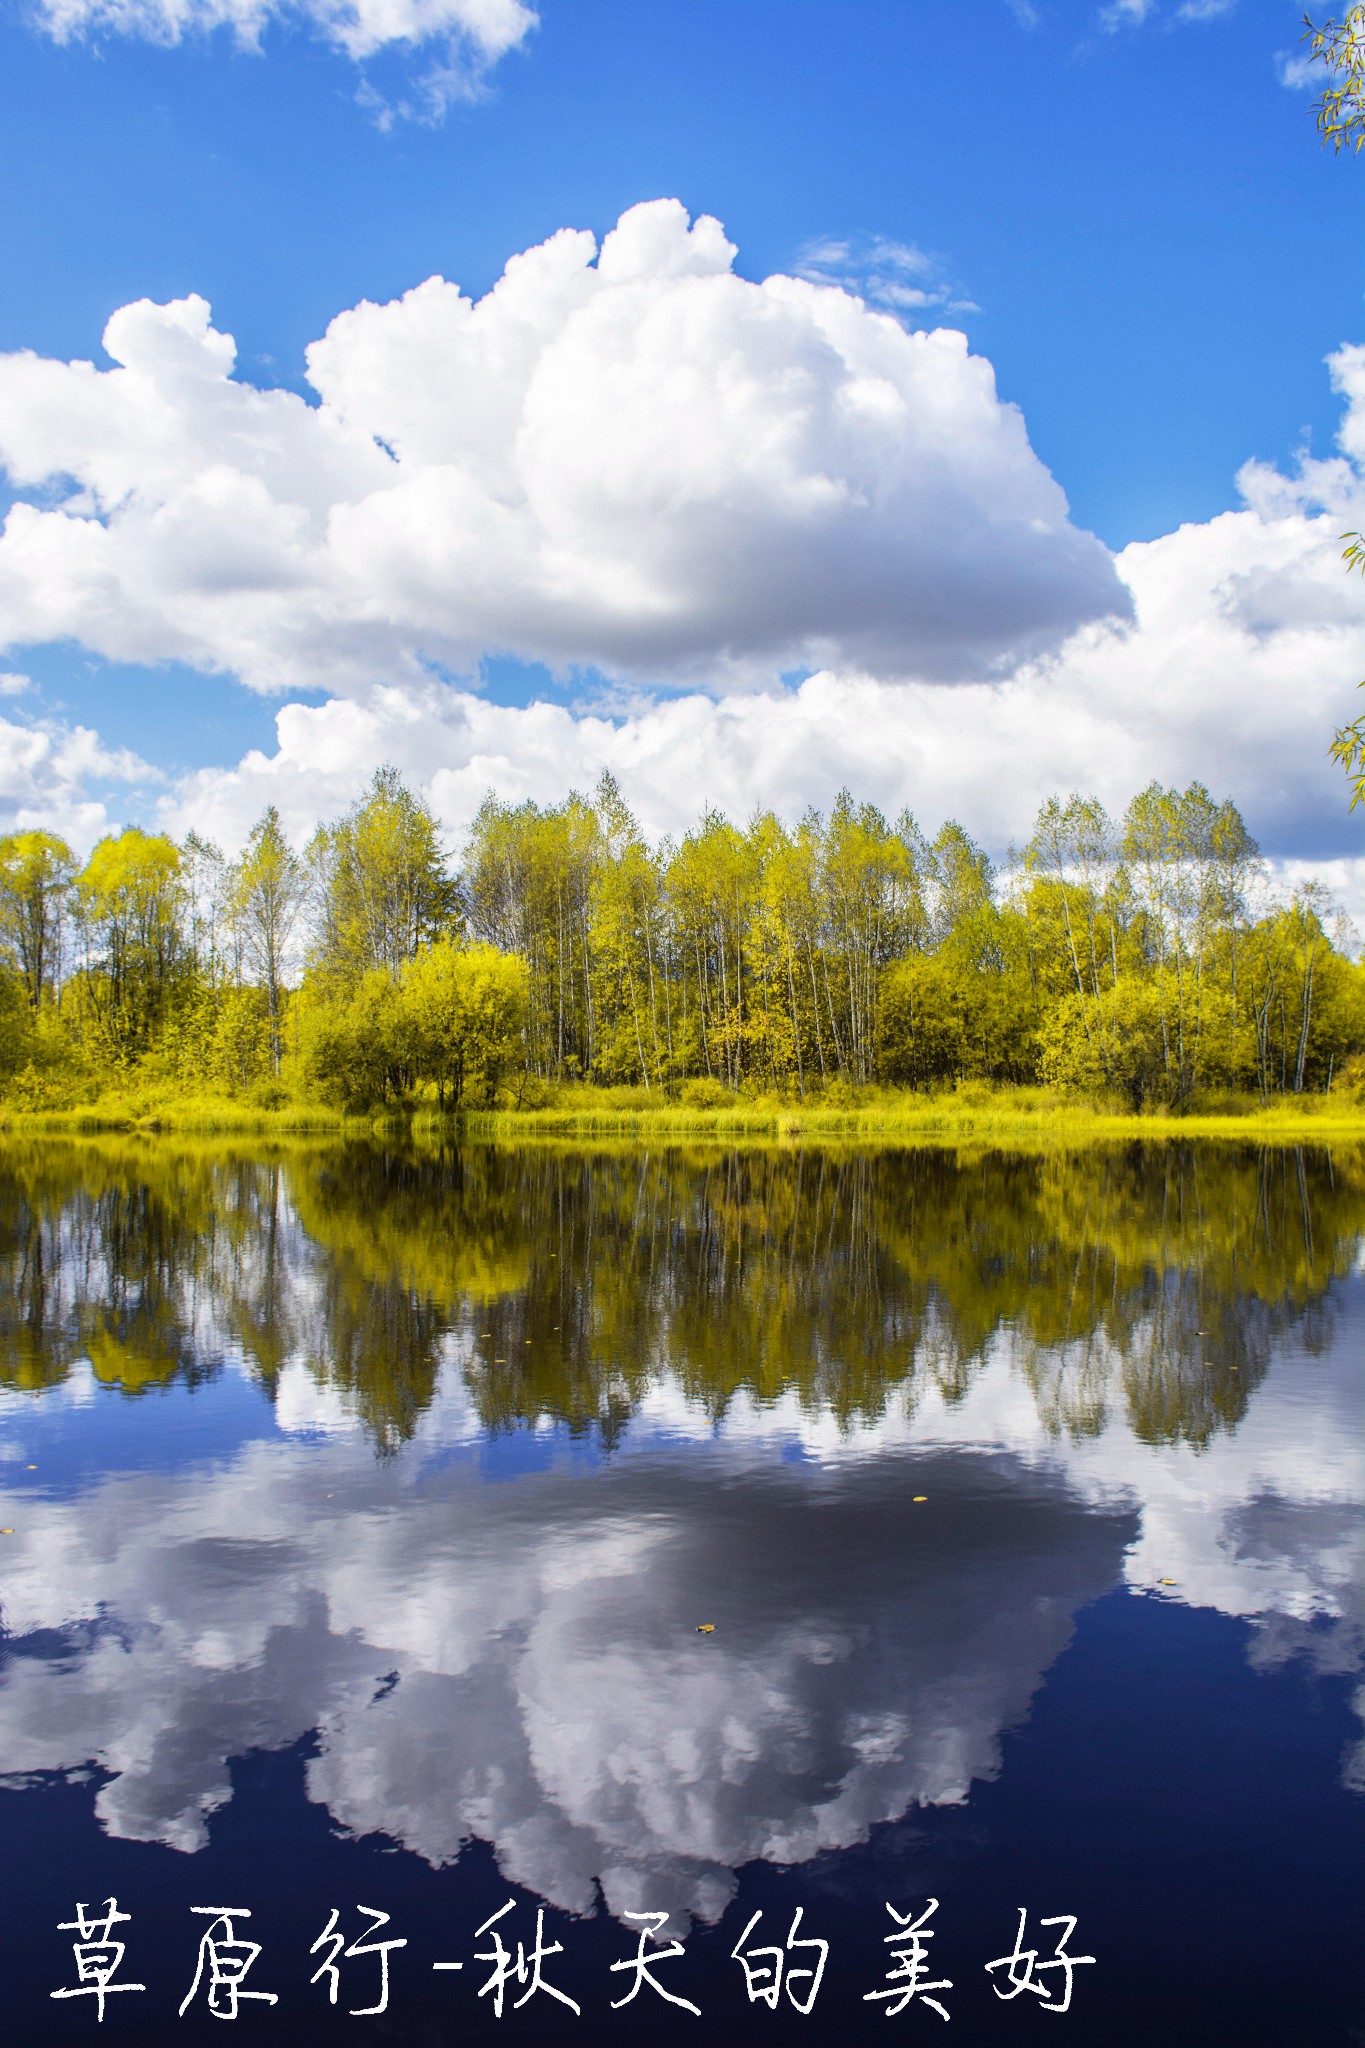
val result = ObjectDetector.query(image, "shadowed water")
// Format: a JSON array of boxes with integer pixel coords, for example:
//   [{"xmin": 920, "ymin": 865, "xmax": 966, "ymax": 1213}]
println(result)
[{"xmin": 0, "ymin": 1140, "xmax": 1361, "ymax": 2046}]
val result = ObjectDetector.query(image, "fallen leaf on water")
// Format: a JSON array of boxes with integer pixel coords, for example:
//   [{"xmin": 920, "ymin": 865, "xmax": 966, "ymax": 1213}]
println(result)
[
  {"xmin": 0, "ymin": 1529, "xmax": 13, "ymax": 1536},
  {"xmin": 1158, "ymin": 1578, "xmax": 1177, "ymax": 1586},
  {"xmin": 696, "ymin": 1623, "xmax": 716, "ymax": 1634},
  {"xmin": 913, "ymin": 1495, "xmax": 928, "ymax": 1503}
]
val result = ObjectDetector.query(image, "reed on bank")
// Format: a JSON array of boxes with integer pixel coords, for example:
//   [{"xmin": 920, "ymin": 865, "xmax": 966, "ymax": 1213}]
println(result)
[{"xmin": 5, "ymin": 1076, "xmax": 1365, "ymax": 1146}]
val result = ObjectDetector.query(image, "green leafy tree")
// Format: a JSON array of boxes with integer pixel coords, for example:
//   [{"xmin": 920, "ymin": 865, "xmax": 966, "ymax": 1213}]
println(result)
[
  {"xmin": 464, "ymin": 789, "xmax": 600, "ymax": 1079},
  {"xmin": 877, "ymin": 953, "xmax": 968, "ymax": 1085},
  {"xmin": 1120, "ymin": 783, "xmax": 1258, "ymax": 1105},
  {"xmin": 180, "ymin": 832, "xmax": 229, "ymax": 988},
  {"xmin": 0, "ymin": 830, "xmax": 74, "ymax": 1008},
  {"xmin": 310, "ymin": 766, "xmax": 458, "ymax": 986},
  {"xmin": 927, "ymin": 820, "xmax": 995, "ymax": 945},
  {"xmin": 73, "ymin": 829, "xmax": 188, "ymax": 1062},
  {"xmin": 228, "ymin": 807, "xmax": 308, "ymax": 1070},
  {"xmin": 0, "ymin": 965, "xmax": 37, "ymax": 1085},
  {"xmin": 1023, "ymin": 797, "xmax": 1123, "ymax": 996},
  {"xmin": 299, "ymin": 969, "xmax": 408, "ymax": 1110},
  {"xmin": 666, "ymin": 809, "xmax": 759, "ymax": 1089},
  {"xmin": 819, "ymin": 793, "xmax": 927, "ymax": 1084},
  {"xmin": 399, "ymin": 938, "xmax": 529, "ymax": 1107}
]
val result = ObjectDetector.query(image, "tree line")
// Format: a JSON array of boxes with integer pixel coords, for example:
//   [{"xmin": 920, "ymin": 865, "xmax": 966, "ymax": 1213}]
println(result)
[{"xmin": 1, "ymin": 766, "xmax": 1362, "ymax": 1111}]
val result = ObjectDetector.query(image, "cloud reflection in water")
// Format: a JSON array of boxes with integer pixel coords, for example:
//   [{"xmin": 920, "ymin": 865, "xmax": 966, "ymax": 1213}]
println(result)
[{"xmin": 0, "ymin": 1141, "xmax": 1360, "ymax": 1925}]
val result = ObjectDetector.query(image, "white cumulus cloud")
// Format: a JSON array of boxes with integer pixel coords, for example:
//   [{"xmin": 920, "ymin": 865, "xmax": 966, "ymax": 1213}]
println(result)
[
  {"xmin": 6, "ymin": 203, "xmax": 1365, "ymax": 880},
  {"xmin": 154, "ymin": 445, "xmax": 1365, "ymax": 897},
  {"xmin": 0, "ymin": 711, "xmax": 152, "ymax": 848},
  {"xmin": 0, "ymin": 201, "xmax": 1127, "ymax": 700}
]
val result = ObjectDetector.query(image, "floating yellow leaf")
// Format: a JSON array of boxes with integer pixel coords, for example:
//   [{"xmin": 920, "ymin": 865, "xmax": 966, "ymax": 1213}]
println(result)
[
  {"xmin": 1158, "ymin": 1578, "xmax": 1177, "ymax": 1586},
  {"xmin": 913, "ymin": 1495, "xmax": 928, "ymax": 1503},
  {"xmin": 0, "ymin": 1529, "xmax": 13, "ymax": 1536},
  {"xmin": 696, "ymin": 1623, "xmax": 716, "ymax": 1634}
]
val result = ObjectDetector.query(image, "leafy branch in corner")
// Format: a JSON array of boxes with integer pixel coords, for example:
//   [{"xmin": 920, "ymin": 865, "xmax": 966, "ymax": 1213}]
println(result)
[
  {"xmin": 1332, "ymin": 531, "xmax": 1365, "ymax": 808},
  {"xmin": 1305, "ymin": 19, "xmax": 1365, "ymax": 805},
  {"xmin": 1303, "ymin": 7, "xmax": 1365, "ymax": 151}
]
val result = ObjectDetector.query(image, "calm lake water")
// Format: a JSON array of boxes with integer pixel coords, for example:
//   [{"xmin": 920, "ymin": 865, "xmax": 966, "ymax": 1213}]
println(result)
[{"xmin": 0, "ymin": 1140, "xmax": 1361, "ymax": 2047}]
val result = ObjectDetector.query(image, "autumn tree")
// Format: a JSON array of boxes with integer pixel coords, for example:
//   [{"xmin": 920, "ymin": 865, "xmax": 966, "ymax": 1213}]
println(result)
[
  {"xmin": 1119, "ymin": 783, "xmax": 1258, "ymax": 1105},
  {"xmin": 228, "ymin": 806, "xmax": 309, "ymax": 1070},
  {"xmin": 73, "ymin": 828, "xmax": 188, "ymax": 1060},
  {"xmin": 400, "ymin": 938, "xmax": 528, "ymax": 1107},
  {"xmin": 464, "ymin": 789, "xmax": 600, "ymax": 1079},
  {"xmin": 309, "ymin": 766, "xmax": 458, "ymax": 985},
  {"xmin": 0, "ymin": 831, "xmax": 74, "ymax": 1008}
]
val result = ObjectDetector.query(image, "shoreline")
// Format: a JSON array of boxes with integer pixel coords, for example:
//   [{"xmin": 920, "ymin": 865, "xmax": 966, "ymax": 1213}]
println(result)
[{"xmin": 4, "ymin": 1090, "xmax": 1365, "ymax": 1148}]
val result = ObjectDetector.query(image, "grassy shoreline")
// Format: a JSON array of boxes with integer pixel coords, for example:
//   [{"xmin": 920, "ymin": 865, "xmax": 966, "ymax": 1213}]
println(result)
[{"xmin": 3, "ymin": 1083, "xmax": 1365, "ymax": 1147}]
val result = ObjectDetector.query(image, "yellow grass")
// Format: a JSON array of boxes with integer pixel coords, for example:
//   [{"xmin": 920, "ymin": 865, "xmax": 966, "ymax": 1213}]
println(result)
[{"xmin": 4, "ymin": 1079, "xmax": 1365, "ymax": 1147}]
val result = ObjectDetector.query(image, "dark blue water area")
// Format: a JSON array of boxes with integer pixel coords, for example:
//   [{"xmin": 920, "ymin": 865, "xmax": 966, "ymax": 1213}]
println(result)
[
  {"xmin": 3, "ymin": 1588, "xmax": 1360, "ymax": 2048},
  {"xmin": 2, "ymin": 1143, "xmax": 1362, "ymax": 2048}
]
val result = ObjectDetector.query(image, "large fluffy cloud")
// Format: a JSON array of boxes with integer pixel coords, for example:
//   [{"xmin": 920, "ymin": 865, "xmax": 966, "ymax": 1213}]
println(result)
[
  {"xmin": 144, "ymin": 333, "xmax": 1365, "ymax": 894},
  {"xmin": 5, "ymin": 201, "xmax": 1365, "ymax": 880},
  {"xmin": 0, "ymin": 202, "xmax": 1126, "ymax": 697},
  {"xmin": 155, "ymin": 478, "xmax": 1365, "ymax": 896}
]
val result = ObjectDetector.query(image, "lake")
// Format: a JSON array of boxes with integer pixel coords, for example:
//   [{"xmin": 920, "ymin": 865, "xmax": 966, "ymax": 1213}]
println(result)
[{"xmin": 0, "ymin": 1139, "xmax": 1361, "ymax": 2046}]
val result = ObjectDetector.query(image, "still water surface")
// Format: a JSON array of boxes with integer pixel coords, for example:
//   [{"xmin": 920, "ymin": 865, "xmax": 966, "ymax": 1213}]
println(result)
[{"xmin": 0, "ymin": 1141, "xmax": 1361, "ymax": 2046}]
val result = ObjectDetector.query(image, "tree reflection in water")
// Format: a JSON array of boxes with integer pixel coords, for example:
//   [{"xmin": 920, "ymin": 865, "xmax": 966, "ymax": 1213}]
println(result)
[
  {"xmin": 0, "ymin": 1136, "xmax": 1359, "ymax": 1966},
  {"xmin": 0, "ymin": 1138, "xmax": 1358, "ymax": 1452}
]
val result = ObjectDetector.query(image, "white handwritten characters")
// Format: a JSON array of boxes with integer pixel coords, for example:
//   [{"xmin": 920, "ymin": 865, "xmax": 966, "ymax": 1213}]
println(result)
[
  {"xmin": 310, "ymin": 1906, "xmax": 408, "ymax": 2017},
  {"xmin": 609, "ymin": 1910, "xmax": 701, "ymax": 2015},
  {"xmin": 730, "ymin": 1907, "xmax": 829, "ymax": 2016},
  {"xmin": 862, "ymin": 1899, "xmax": 953, "ymax": 2022},
  {"xmin": 985, "ymin": 1910, "xmax": 1095, "ymax": 2016},
  {"xmin": 178, "ymin": 1908, "xmax": 279, "ymax": 2021},
  {"xmin": 469, "ymin": 1899, "xmax": 582, "ymax": 2018},
  {"xmin": 51, "ymin": 1898, "xmax": 147, "ymax": 2021}
]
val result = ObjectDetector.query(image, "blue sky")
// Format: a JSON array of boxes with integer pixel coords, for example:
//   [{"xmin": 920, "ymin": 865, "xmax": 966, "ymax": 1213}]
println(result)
[{"xmin": 1, "ymin": 0, "xmax": 1363, "ymax": 895}]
